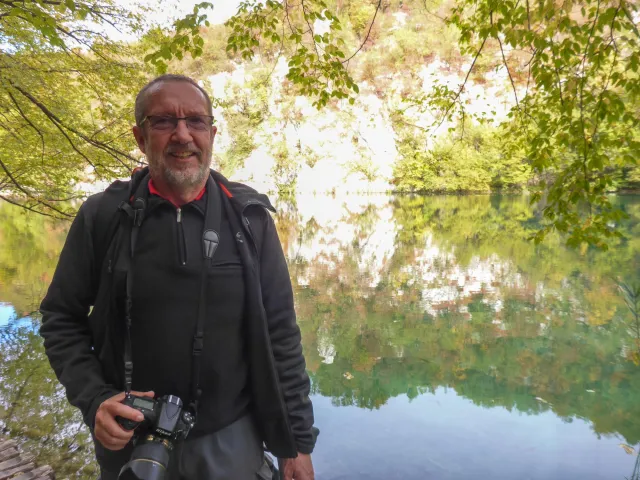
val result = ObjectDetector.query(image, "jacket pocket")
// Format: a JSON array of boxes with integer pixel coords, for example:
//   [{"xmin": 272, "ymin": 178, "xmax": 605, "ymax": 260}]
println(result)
[{"xmin": 88, "ymin": 265, "xmax": 126, "ymax": 388}]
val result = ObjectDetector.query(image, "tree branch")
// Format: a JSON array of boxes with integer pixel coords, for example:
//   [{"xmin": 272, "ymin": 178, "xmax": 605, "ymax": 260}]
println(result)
[
  {"xmin": 343, "ymin": 0, "xmax": 382, "ymax": 63},
  {"xmin": 299, "ymin": 0, "xmax": 320, "ymax": 59},
  {"xmin": 579, "ymin": 0, "xmax": 601, "ymax": 204},
  {"xmin": 492, "ymin": 12, "xmax": 519, "ymax": 109},
  {"xmin": 0, "ymin": 158, "xmax": 73, "ymax": 217},
  {"xmin": 0, "ymin": 194, "xmax": 66, "ymax": 218},
  {"xmin": 621, "ymin": 2, "xmax": 640, "ymax": 41},
  {"xmin": 7, "ymin": 91, "xmax": 46, "ymax": 165},
  {"xmin": 548, "ymin": 39, "xmax": 565, "ymax": 106},
  {"xmin": 11, "ymin": 83, "xmax": 138, "ymax": 170},
  {"xmin": 433, "ymin": 34, "xmax": 489, "ymax": 132}
]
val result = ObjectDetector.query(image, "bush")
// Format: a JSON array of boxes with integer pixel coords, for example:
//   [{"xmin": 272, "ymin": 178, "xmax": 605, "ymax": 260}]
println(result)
[{"xmin": 392, "ymin": 122, "xmax": 530, "ymax": 193}]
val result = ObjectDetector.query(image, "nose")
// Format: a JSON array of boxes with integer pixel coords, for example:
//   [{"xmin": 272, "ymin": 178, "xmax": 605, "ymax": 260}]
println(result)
[{"xmin": 170, "ymin": 118, "xmax": 194, "ymax": 143}]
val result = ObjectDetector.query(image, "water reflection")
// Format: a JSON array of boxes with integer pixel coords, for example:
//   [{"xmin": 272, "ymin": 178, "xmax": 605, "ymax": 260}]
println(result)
[
  {"xmin": 1, "ymin": 195, "xmax": 639, "ymax": 478},
  {"xmin": 0, "ymin": 319, "xmax": 98, "ymax": 478},
  {"xmin": 282, "ymin": 193, "xmax": 640, "ymax": 477}
]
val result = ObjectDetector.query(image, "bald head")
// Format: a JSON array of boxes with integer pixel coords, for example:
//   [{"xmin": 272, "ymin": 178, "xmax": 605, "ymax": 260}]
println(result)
[{"xmin": 134, "ymin": 74, "xmax": 212, "ymax": 126}]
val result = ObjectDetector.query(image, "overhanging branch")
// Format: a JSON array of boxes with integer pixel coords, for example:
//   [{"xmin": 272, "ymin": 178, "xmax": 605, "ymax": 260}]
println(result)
[
  {"xmin": 343, "ymin": 0, "xmax": 382, "ymax": 64},
  {"xmin": 0, "ymin": 158, "xmax": 73, "ymax": 217},
  {"xmin": 11, "ymin": 83, "xmax": 138, "ymax": 170}
]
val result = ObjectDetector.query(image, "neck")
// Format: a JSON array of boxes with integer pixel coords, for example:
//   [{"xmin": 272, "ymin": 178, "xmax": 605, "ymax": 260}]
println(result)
[{"xmin": 150, "ymin": 176, "xmax": 207, "ymax": 207}]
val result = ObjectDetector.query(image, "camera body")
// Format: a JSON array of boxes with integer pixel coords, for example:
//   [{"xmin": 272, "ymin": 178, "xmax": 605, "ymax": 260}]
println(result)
[
  {"xmin": 116, "ymin": 394, "xmax": 195, "ymax": 480},
  {"xmin": 117, "ymin": 394, "xmax": 194, "ymax": 437}
]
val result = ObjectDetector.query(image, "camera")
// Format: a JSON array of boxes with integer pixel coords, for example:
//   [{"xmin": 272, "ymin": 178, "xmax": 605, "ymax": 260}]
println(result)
[{"xmin": 116, "ymin": 394, "xmax": 195, "ymax": 480}]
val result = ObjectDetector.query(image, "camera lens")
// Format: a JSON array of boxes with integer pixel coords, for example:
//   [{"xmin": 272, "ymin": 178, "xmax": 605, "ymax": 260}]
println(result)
[{"xmin": 118, "ymin": 437, "xmax": 172, "ymax": 480}]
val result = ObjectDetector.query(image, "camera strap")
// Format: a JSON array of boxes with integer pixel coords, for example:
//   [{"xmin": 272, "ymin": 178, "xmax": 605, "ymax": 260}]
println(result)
[{"xmin": 190, "ymin": 175, "xmax": 221, "ymax": 416}]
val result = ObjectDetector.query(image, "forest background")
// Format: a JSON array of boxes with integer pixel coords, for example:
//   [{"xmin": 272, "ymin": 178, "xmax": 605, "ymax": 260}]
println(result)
[
  {"xmin": 1, "ymin": 0, "xmax": 639, "ymax": 245},
  {"xmin": 2, "ymin": 1, "xmax": 640, "ymax": 477}
]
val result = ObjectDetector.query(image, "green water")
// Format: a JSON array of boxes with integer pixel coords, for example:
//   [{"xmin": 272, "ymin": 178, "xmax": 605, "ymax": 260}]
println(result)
[{"xmin": 1, "ymin": 194, "xmax": 639, "ymax": 479}]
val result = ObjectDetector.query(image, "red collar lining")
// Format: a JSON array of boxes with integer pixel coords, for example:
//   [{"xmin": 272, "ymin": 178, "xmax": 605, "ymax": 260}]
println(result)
[{"xmin": 148, "ymin": 179, "xmax": 206, "ymax": 207}]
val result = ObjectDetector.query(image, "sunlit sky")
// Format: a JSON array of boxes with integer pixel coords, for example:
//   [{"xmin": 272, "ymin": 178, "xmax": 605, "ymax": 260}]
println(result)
[
  {"xmin": 105, "ymin": 0, "xmax": 242, "ymax": 41},
  {"xmin": 135, "ymin": 0, "xmax": 241, "ymax": 27}
]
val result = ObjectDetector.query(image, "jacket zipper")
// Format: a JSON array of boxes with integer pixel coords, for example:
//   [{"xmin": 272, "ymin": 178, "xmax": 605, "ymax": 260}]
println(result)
[
  {"xmin": 240, "ymin": 202, "xmax": 270, "ymax": 258},
  {"xmin": 242, "ymin": 216, "xmax": 259, "ymax": 258},
  {"xmin": 176, "ymin": 207, "xmax": 187, "ymax": 266}
]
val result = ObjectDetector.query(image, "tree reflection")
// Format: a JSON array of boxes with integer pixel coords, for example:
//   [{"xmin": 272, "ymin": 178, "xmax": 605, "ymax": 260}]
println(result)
[
  {"xmin": 1, "ymin": 193, "xmax": 639, "ymax": 476},
  {"xmin": 283, "ymin": 195, "xmax": 640, "ymax": 445},
  {"xmin": 0, "ymin": 202, "xmax": 68, "ymax": 316},
  {"xmin": 0, "ymin": 320, "xmax": 97, "ymax": 478}
]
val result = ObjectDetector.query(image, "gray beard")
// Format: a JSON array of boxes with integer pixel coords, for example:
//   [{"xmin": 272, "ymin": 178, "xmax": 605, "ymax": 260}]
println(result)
[
  {"xmin": 149, "ymin": 155, "xmax": 211, "ymax": 190},
  {"xmin": 164, "ymin": 162, "xmax": 209, "ymax": 188}
]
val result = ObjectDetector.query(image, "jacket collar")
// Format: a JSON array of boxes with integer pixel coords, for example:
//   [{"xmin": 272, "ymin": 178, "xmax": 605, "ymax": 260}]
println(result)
[
  {"xmin": 128, "ymin": 166, "xmax": 275, "ymax": 213},
  {"xmin": 209, "ymin": 169, "xmax": 276, "ymax": 213}
]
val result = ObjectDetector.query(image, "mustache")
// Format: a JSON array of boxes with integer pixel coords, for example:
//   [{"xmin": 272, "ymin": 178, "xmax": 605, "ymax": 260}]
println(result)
[{"xmin": 165, "ymin": 145, "xmax": 202, "ymax": 156}]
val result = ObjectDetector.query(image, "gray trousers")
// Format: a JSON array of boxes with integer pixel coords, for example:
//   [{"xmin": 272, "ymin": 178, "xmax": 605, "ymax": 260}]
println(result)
[{"xmin": 99, "ymin": 415, "xmax": 274, "ymax": 480}]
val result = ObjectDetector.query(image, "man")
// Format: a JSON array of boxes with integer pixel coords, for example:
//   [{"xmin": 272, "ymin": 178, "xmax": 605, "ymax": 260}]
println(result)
[{"xmin": 39, "ymin": 74, "xmax": 317, "ymax": 479}]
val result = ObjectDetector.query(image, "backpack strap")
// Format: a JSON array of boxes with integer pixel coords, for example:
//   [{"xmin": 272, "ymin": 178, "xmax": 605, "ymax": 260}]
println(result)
[
  {"xmin": 118, "ymin": 178, "xmax": 150, "ymax": 395},
  {"xmin": 92, "ymin": 167, "xmax": 150, "ymax": 281}
]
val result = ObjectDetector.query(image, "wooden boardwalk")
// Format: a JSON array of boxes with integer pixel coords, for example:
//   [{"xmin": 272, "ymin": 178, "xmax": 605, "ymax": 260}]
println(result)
[{"xmin": 0, "ymin": 438, "xmax": 54, "ymax": 480}]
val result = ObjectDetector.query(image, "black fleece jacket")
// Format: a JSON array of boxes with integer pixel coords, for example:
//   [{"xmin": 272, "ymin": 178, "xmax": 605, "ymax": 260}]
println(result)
[{"xmin": 39, "ymin": 169, "xmax": 316, "ymax": 464}]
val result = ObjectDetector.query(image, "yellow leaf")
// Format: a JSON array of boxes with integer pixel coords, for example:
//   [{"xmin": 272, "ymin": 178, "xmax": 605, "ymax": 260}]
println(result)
[{"xmin": 619, "ymin": 444, "xmax": 636, "ymax": 455}]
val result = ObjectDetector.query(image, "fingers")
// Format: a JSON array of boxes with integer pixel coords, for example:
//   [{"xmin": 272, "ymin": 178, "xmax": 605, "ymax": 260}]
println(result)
[
  {"xmin": 95, "ymin": 407, "xmax": 134, "ymax": 450},
  {"xmin": 279, "ymin": 459, "xmax": 295, "ymax": 480},
  {"xmin": 96, "ymin": 426, "xmax": 133, "ymax": 450},
  {"xmin": 278, "ymin": 456, "xmax": 314, "ymax": 480},
  {"xmin": 131, "ymin": 390, "xmax": 155, "ymax": 398},
  {"xmin": 111, "ymin": 402, "xmax": 145, "ymax": 422},
  {"xmin": 94, "ymin": 391, "xmax": 152, "ymax": 451}
]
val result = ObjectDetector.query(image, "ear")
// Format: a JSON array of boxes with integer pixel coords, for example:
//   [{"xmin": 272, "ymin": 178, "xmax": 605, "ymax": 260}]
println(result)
[
  {"xmin": 210, "ymin": 125, "xmax": 217, "ymax": 145},
  {"xmin": 132, "ymin": 125, "xmax": 147, "ymax": 154}
]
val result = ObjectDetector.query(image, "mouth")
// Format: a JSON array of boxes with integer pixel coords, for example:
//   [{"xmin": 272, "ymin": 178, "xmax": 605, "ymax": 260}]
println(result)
[{"xmin": 168, "ymin": 151, "xmax": 199, "ymax": 162}]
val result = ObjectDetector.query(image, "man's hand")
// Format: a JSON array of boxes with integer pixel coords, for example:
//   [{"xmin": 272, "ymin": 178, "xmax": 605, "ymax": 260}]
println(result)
[
  {"xmin": 279, "ymin": 454, "xmax": 314, "ymax": 480},
  {"xmin": 94, "ymin": 390, "xmax": 154, "ymax": 451}
]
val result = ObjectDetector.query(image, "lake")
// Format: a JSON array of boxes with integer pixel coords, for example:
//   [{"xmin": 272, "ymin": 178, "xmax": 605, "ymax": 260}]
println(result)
[{"xmin": 1, "ymin": 193, "xmax": 639, "ymax": 479}]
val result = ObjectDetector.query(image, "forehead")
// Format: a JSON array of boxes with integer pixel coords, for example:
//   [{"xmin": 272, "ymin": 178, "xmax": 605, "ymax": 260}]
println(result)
[{"xmin": 144, "ymin": 81, "xmax": 209, "ymax": 115}]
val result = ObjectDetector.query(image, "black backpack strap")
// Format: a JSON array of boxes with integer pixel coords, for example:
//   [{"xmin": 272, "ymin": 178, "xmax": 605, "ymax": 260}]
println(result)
[
  {"xmin": 89, "ymin": 168, "xmax": 149, "ymax": 395},
  {"xmin": 119, "ymin": 177, "xmax": 150, "ymax": 395},
  {"xmin": 92, "ymin": 167, "xmax": 151, "ymax": 281}
]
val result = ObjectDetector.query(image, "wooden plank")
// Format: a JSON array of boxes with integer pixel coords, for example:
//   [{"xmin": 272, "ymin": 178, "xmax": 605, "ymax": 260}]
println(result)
[
  {"xmin": 0, "ymin": 448, "xmax": 20, "ymax": 463},
  {"xmin": 30, "ymin": 466, "xmax": 53, "ymax": 479},
  {"xmin": 0, "ymin": 453, "xmax": 35, "ymax": 471},
  {"xmin": 15, "ymin": 467, "xmax": 54, "ymax": 480},
  {"xmin": 0, "ymin": 436, "xmax": 54, "ymax": 480},
  {"xmin": 0, "ymin": 461, "xmax": 36, "ymax": 480},
  {"xmin": 10, "ymin": 472, "xmax": 36, "ymax": 480},
  {"xmin": 0, "ymin": 440, "xmax": 17, "ymax": 451}
]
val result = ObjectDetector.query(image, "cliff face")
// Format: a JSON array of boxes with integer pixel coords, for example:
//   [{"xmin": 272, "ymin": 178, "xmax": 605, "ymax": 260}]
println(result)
[
  {"xmin": 204, "ymin": 49, "xmax": 516, "ymax": 195},
  {"xmin": 205, "ymin": 59, "xmax": 399, "ymax": 194}
]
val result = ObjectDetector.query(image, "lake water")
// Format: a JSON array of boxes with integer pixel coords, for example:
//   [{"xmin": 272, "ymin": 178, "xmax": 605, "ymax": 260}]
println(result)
[{"xmin": 1, "ymin": 194, "xmax": 639, "ymax": 479}]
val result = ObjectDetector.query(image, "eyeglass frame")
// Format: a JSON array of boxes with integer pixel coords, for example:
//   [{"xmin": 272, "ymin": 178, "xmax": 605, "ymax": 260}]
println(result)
[{"xmin": 140, "ymin": 115, "xmax": 216, "ymax": 132}]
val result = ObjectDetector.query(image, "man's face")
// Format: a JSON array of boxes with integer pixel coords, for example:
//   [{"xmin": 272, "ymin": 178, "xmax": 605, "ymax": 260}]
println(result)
[{"xmin": 132, "ymin": 81, "xmax": 217, "ymax": 190}]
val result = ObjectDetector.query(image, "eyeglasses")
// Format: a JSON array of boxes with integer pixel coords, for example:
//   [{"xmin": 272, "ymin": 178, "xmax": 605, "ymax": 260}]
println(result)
[{"xmin": 141, "ymin": 115, "xmax": 215, "ymax": 132}]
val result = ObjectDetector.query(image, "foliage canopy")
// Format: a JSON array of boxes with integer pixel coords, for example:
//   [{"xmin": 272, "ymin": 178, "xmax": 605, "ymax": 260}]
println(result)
[{"xmin": 1, "ymin": 0, "xmax": 639, "ymax": 249}]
